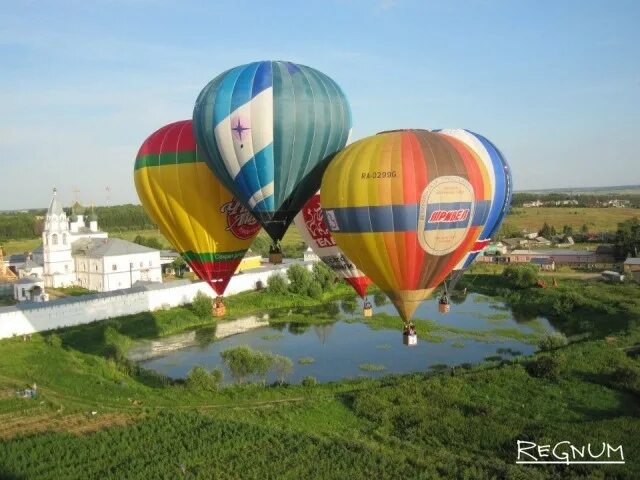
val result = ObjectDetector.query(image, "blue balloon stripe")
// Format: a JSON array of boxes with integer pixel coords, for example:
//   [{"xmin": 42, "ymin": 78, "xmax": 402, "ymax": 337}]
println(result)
[
  {"xmin": 252, "ymin": 61, "xmax": 273, "ymax": 97},
  {"xmin": 230, "ymin": 62, "xmax": 260, "ymax": 114},
  {"xmin": 233, "ymin": 144, "xmax": 275, "ymax": 202},
  {"xmin": 325, "ymin": 201, "xmax": 491, "ymax": 234},
  {"xmin": 252, "ymin": 196, "xmax": 275, "ymax": 212},
  {"xmin": 213, "ymin": 66, "xmax": 245, "ymax": 127}
]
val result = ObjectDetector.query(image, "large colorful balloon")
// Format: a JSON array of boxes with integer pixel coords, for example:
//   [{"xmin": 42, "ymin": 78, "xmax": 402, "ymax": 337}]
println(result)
[
  {"xmin": 294, "ymin": 192, "xmax": 371, "ymax": 298},
  {"xmin": 134, "ymin": 120, "xmax": 260, "ymax": 295},
  {"xmin": 436, "ymin": 129, "xmax": 512, "ymax": 290},
  {"xmin": 193, "ymin": 60, "xmax": 351, "ymax": 244},
  {"xmin": 321, "ymin": 129, "xmax": 506, "ymax": 322}
]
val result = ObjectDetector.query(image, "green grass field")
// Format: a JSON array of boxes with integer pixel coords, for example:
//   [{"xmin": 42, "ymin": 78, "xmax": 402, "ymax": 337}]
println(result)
[
  {"xmin": 0, "ymin": 277, "xmax": 638, "ymax": 478},
  {"xmin": 503, "ymin": 206, "xmax": 638, "ymax": 234}
]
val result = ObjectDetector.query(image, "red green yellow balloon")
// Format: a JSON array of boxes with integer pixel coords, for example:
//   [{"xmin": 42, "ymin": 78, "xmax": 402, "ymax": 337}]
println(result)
[{"xmin": 134, "ymin": 120, "xmax": 260, "ymax": 295}]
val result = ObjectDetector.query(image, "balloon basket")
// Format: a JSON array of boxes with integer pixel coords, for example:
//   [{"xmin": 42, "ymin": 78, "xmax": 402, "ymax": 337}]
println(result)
[
  {"xmin": 403, "ymin": 333, "xmax": 418, "ymax": 347},
  {"xmin": 438, "ymin": 303, "xmax": 450, "ymax": 314},
  {"xmin": 269, "ymin": 253, "xmax": 283, "ymax": 264},
  {"xmin": 213, "ymin": 301, "xmax": 226, "ymax": 317},
  {"xmin": 363, "ymin": 306, "xmax": 373, "ymax": 317}
]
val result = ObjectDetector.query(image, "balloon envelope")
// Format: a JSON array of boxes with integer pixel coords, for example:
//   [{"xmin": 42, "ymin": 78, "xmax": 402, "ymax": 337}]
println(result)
[
  {"xmin": 320, "ymin": 129, "xmax": 501, "ymax": 321},
  {"xmin": 134, "ymin": 120, "xmax": 260, "ymax": 295},
  {"xmin": 193, "ymin": 60, "xmax": 351, "ymax": 243},
  {"xmin": 294, "ymin": 192, "xmax": 371, "ymax": 298}
]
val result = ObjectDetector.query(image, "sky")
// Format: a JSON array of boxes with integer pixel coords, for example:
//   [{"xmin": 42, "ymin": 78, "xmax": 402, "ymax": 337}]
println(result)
[{"xmin": 0, "ymin": 0, "xmax": 639, "ymax": 210}]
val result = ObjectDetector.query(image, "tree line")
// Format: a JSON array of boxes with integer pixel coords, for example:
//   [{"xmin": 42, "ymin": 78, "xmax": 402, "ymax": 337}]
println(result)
[{"xmin": 0, "ymin": 204, "xmax": 156, "ymax": 241}]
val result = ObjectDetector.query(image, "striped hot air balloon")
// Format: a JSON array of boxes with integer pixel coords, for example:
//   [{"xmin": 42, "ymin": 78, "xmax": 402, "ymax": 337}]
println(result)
[
  {"xmin": 321, "ymin": 129, "xmax": 509, "ymax": 323},
  {"xmin": 193, "ymin": 60, "xmax": 351, "ymax": 245},
  {"xmin": 134, "ymin": 120, "xmax": 260, "ymax": 296},
  {"xmin": 435, "ymin": 129, "xmax": 513, "ymax": 291},
  {"xmin": 294, "ymin": 192, "xmax": 371, "ymax": 298}
]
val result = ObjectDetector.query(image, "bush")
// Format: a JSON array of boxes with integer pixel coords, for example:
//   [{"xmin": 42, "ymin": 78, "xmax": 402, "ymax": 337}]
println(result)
[
  {"xmin": 191, "ymin": 291, "xmax": 212, "ymax": 318},
  {"xmin": 133, "ymin": 235, "xmax": 163, "ymax": 250},
  {"xmin": 186, "ymin": 366, "xmax": 220, "ymax": 392},
  {"xmin": 271, "ymin": 354, "xmax": 293, "ymax": 384},
  {"xmin": 610, "ymin": 363, "xmax": 640, "ymax": 394},
  {"xmin": 220, "ymin": 346, "xmax": 273, "ymax": 384},
  {"xmin": 46, "ymin": 333, "xmax": 62, "ymax": 348},
  {"xmin": 538, "ymin": 332, "xmax": 569, "ymax": 351},
  {"xmin": 526, "ymin": 354, "xmax": 565, "ymax": 381},
  {"xmin": 267, "ymin": 273, "xmax": 288, "ymax": 295},
  {"xmin": 502, "ymin": 264, "xmax": 539, "ymax": 289},
  {"xmin": 302, "ymin": 376, "xmax": 318, "ymax": 387},
  {"xmin": 306, "ymin": 281, "xmax": 323, "ymax": 300},
  {"xmin": 287, "ymin": 264, "xmax": 313, "ymax": 295},
  {"xmin": 312, "ymin": 262, "xmax": 335, "ymax": 292},
  {"xmin": 373, "ymin": 291, "xmax": 388, "ymax": 307}
]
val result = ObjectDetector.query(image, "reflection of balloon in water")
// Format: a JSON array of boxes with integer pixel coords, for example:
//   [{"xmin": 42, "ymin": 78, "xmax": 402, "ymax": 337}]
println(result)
[
  {"xmin": 435, "ymin": 129, "xmax": 512, "ymax": 290},
  {"xmin": 134, "ymin": 120, "xmax": 260, "ymax": 295},
  {"xmin": 321, "ymin": 129, "xmax": 505, "ymax": 322},
  {"xmin": 193, "ymin": 60, "xmax": 352, "ymax": 244},
  {"xmin": 294, "ymin": 192, "xmax": 371, "ymax": 298}
]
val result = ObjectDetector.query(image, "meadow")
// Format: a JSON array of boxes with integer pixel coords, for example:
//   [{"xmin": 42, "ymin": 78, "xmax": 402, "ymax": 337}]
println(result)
[
  {"xmin": 501, "ymin": 206, "xmax": 638, "ymax": 235},
  {"xmin": 0, "ymin": 275, "xmax": 638, "ymax": 478}
]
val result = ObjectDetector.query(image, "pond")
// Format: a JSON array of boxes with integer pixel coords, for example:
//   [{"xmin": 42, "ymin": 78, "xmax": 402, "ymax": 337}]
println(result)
[{"xmin": 132, "ymin": 293, "xmax": 557, "ymax": 385}]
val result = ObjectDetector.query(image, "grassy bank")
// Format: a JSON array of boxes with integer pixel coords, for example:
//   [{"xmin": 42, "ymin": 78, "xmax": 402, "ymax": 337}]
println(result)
[{"xmin": 0, "ymin": 277, "xmax": 638, "ymax": 478}]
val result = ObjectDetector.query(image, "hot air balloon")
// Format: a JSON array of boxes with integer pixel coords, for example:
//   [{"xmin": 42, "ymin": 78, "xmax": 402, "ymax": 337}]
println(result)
[
  {"xmin": 193, "ymin": 60, "xmax": 351, "ymax": 248},
  {"xmin": 134, "ymin": 120, "xmax": 261, "ymax": 312},
  {"xmin": 321, "ymin": 129, "xmax": 509, "ymax": 332},
  {"xmin": 435, "ymin": 129, "xmax": 512, "ymax": 307},
  {"xmin": 293, "ymin": 192, "xmax": 372, "ymax": 309}
]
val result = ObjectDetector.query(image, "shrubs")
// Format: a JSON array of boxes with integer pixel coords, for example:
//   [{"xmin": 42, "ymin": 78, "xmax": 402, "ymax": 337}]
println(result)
[
  {"xmin": 267, "ymin": 273, "xmax": 288, "ymax": 295},
  {"xmin": 220, "ymin": 346, "xmax": 273, "ymax": 384},
  {"xmin": 301, "ymin": 376, "xmax": 317, "ymax": 387},
  {"xmin": 502, "ymin": 264, "xmax": 539, "ymax": 288},
  {"xmin": 526, "ymin": 354, "xmax": 565, "ymax": 381},
  {"xmin": 538, "ymin": 332, "xmax": 569, "ymax": 351},
  {"xmin": 306, "ymin": 281, "xmax": 323, "ymax": 300},
  {"xmin": 191, "ymin": 291, "xmax": 212, "ymax": 318},
  {"xmin": 271, "ymin": 354, "xmax": 293, "ymax": 384},
  {"xmin": 186, "ymin": 366, "xmax": 222, "ymax": 392},
  {"xmin": 312, "ymin": 262, "xmax": 335, "ymax": 291},
  {"xmin": 286, "ymin": 264, "xmax": 313, "ymax": 295},
  {"xmin": 609, "ymin": 362, "xmax": 640, "ymax": 394},
  {"xmin": 46, "ymin": 333, "xmax": 63, "ymax": 348}
]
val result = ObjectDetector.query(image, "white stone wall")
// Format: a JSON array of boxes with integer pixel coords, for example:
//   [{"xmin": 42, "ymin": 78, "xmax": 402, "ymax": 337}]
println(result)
[{"xmin": 0, "ymin": 260, "xmax": 315, "ymax": 339}]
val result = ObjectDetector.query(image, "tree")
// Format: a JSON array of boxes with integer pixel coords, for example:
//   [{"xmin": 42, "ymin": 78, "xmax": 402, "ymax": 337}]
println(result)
[
  {"xmin": 133, "ymin": 235, "xmax": 163, "ymax": 250},
  {"xmin": 267, "ymin": 273, "xmax": 288, "ymax": 295},
  {"xmin": 171, "ymin": 256, "xmax": 186, "ymax": 277},
  {"xmin": 615, "ymin": 217, "xmax": 640, "ymax": 259},
  {"xmin": 306, "ymin": 281, "xmax": 323, "ymax": 300},
  {"xmin": 186, "ymin": 366, "xmax": 221, "ymax": 392},
  {"xmin": 312, "ymin": 262, "xmax": 335, "ymax": 292},
  {"xmin": 286, "ymin": 264, "xmax": 313, "ymax": 295},
  {"xmin": 271, "ymin": 354, "xmax": 293, "ymax": 385},
  {"xmin": 502, "ymin": 264, "xmax": 539, "ymax": 289},
  {"xmin": 220, "ymin": 346, "xmax": 273, "ymax": 384},
  {"xmin": 580, "ymin": 223, "xmax": 589, "ymax": 234},
  {"xmin": 538, "ymin": 222, "xmax": 556, "ymax": 239},
  {"xmin": 191, "ymin": 291, "xmax": 212, "ymax": 318},
  {"xmin": 562, "ymin": 225, "xmax": 573, "ymax": 236}
]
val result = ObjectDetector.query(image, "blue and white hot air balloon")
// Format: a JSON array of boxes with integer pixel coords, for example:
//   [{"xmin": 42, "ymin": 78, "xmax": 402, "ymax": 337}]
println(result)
[{"xmin": 193, "ymin": 61, "xmax": 352, "ymax": 244}]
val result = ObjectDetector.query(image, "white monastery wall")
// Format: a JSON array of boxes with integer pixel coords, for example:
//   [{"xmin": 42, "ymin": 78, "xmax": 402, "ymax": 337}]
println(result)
[{"xmin": 0, "ymin": 260, "xmax": 314, "ymax": 339}]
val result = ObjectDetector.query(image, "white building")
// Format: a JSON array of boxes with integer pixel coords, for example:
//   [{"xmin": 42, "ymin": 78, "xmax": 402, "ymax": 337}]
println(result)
[{"xmin": 13, "ymin": 188, "xmax": 162, "ymax": 298}]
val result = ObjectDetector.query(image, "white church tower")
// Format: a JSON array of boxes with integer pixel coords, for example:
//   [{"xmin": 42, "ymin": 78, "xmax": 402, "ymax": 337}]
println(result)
[{"xmin": 42, "ymin": 188, "xmax": 76, "ymax": 287}]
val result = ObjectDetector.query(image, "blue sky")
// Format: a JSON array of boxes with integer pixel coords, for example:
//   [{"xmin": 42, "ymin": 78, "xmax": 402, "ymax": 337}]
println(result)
[{"xmin": 1, "ymin": 0, "xmax": 639, "ymax": 210}]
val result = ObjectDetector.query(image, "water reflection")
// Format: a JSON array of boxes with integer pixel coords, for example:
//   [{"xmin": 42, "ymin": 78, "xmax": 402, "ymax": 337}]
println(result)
[{"xmin": 135, "ymin": 293, "xmax": 556, "ymax": 384}]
